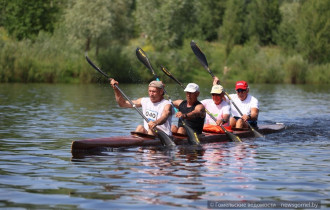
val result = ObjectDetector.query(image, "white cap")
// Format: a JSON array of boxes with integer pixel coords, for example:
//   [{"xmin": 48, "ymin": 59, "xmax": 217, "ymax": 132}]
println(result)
[
  {"xmin": 184, "ymin": 83, "xmax": 199, "ymax": 93},
  {"xmin": 210, "ymin": 85, "xmax": 223, "ymax": 94}
]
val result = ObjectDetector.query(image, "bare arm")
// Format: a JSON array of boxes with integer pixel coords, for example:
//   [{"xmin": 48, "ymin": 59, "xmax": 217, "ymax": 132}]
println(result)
[
  {"xmin": 184, "ymin": 104, "xmax": 206, "ymax": 119},
  {"xmin": 110, "ymin": 79, "xmax": 142, "ymax": 108},
  {"xmin": 148, "ymin": 104, "xmax": 172, "ymax": 130},
  {"xmin": 213, "ymin": 76, "xmax": 220, "ymax": 86},
  {"xmin": 216, "ymin": 113, "xmax": 230, "ymax": 126},
  {"xmin": 172, "ymin": 100, "xmax": 185, "ymax": 118},
  {"xmin": 242, "ymin": 108, "xmax": 259, "ymax": 122},
  {"xmin": 250, "ymin": 108, "xmax": 259, "ymax": 121},
  {"xmin": 172, "ymin": 99, "xmax": 183, "ymax": 108}
]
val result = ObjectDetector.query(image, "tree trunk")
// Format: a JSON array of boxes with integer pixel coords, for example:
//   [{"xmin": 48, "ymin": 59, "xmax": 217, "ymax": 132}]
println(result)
[
  {"xmin": 85, "ymin": 36, "xmax": 91, "ymax": 52},
  {"xmin": 95, "ymin": 38, "xmax": 99, "ymax": 56}
]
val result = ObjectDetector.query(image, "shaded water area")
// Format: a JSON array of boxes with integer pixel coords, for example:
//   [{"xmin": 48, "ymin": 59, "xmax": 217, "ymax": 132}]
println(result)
[{"xmin": 0, "ymin": 83, "xmax": 329, "ymax": 209}]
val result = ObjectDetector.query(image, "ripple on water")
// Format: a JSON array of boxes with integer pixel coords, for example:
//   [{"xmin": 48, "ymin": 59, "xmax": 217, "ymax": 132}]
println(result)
[{"xmin": 0, "ymin": 83, "xmax": 329, "ymax": 209}]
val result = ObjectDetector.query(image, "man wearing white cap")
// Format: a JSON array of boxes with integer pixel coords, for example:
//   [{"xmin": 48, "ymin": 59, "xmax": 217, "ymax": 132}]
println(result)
[
  {"xmin": 110, "ymin": 79, "xmax": 172, "ymax": 136},
  {"xmin": 201, "ymin": 84, "xmax": 230, "ymax": 126},
  {"xmin": 171, "ymin": 83, "xmax": 206, "ymax": 135}
]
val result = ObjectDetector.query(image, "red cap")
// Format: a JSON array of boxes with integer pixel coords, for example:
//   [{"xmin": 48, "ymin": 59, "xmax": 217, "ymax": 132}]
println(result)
[{"xmin": 235, "ymin": 81, "xmax": 248, "ymax": 90}]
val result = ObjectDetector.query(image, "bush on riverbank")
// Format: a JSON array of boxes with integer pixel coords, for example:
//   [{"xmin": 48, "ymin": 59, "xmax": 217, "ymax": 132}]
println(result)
[
  {"xmin": 0, "ymin": 32, "xmax": 328, "ymax": 84},
  {"xmin": 0, "ymin": 29, "xmax": 92, "ymax": 83},
  {"xmin": 1, "ymin": 0, "xmax": 328, "ymax": 84}
]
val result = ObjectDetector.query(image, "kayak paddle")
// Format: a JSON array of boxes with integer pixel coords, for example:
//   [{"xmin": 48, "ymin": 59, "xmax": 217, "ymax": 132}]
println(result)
[
  {"xmin": 85, "ymin": 54, "xmax": 176, "ymax": 147},
  {"xmin": 190, "ymin": 41, "xmax": 264, "ymax": 138},
  {"xmin": 136, "ymin": 48, "xmax": 200, "ymax": 145},
  {"xmin": 160, "ymin": 66, "xmax": 242, "ymax": 142}
]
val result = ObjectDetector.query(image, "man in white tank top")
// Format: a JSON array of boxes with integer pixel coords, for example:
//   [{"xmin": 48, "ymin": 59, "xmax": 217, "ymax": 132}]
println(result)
[{"xmin": 110, "ymin": 80, "xmax": 172, "ymax": 135}]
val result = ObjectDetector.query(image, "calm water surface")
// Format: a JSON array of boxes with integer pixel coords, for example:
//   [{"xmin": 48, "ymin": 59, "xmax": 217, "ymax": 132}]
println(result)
[{"xmin": 0, "ymin": 83, "xmax": 329, "ymax": 209}]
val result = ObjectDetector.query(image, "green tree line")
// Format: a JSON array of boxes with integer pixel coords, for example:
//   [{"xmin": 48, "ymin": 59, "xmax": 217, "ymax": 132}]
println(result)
[{"xmin": 0, "ymin": 0, "xmax": 329, "ymax": 84}]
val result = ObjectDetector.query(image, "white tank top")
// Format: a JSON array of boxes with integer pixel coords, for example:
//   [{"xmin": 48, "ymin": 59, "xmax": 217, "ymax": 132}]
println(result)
[{"xmin": 141, "ymin": 97, "xmax": 172, "ymax": 135}]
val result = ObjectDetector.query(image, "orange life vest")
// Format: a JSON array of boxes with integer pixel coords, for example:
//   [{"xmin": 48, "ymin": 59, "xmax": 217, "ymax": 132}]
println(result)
[{"xmin": 203, "ymin": 124, "xmax": 233, "ymax": 134}]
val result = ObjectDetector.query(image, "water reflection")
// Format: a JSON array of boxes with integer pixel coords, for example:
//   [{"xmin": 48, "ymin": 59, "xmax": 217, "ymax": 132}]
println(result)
[
  {"xmin": 69, "ymin": 141, "xmax": 260, "ymax": 206},
  {"xmin": 87, "ymin": 142, "xmax": 259, "ymax": 203},
  {"xmin": 0, "ymin": 83, "xmax": 329, "ymax": 209}
]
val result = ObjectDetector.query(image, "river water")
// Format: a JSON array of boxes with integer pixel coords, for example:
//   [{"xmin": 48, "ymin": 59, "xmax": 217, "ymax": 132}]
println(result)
[{"xmin": 0, "ymin": 83, "xmax": 329, "ymax": 209}]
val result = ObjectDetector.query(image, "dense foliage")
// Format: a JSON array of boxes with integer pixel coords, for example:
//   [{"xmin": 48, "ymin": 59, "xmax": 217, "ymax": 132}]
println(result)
[
  {"xmin": 0, "ymin": 0, "xmax": 329, "ymax": 84},
  {"xmin": 0, "ymin": 0, "xmax": 63, "ymax": 40}
]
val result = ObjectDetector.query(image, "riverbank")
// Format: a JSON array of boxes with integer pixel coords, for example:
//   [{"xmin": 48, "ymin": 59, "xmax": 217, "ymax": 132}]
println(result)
[{"xmin": 0, "ymin": 34, "xmax": 329, "ymax": 84}]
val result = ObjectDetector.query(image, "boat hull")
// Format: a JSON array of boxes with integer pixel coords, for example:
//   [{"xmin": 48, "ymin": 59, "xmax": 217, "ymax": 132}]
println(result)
[{"xmin": 71, "ymin": 124, "xmax": 285, "ymax": 153}]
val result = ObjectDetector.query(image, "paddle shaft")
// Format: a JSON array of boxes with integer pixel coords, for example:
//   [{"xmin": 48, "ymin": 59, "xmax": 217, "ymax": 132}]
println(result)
[
  {"xmin": 86, "ymin": 55, "xmax": 176, "ymax": 146},
  {"xmin": 151, "ymin": 73, "xmax": 200, "ymax": 144},
  {"xmin": 204, "ymin": 109, "xmax": 234, "ymax": 136},
  {"xmin": 158, "ymin": 81, "xmax": 200, "ymax": 145},
  {"xmin": 160, "ymin": 66, "xmax": 241, "ymax": 142},
  {"xmin": 190, "ymin": 41, "xmax": 263, "ymax": 137},
  {"xmin": 161, "ymin": 65, "xmax": 222, "ymax": 122},
  {"xmin": 207, "ymin": 67, "xmax": 259, "ymax": 132},
  {"xmin": 86, "ymin": 55, "xmax": 151, "ymax": 123},
  {"xmin": 190, "ymin": 40, "xmax": 246, "ymax": 117},
  {"xmin": 208, "ymin": 75, "xmax": 244, "ymax": 117},
  {"xmin": 136, "ymin": 48, "xmax": 200, "ymax": 145},
  {"xmin": 136, "ymin": 48, "xmax": 178, "ymax": 110}
]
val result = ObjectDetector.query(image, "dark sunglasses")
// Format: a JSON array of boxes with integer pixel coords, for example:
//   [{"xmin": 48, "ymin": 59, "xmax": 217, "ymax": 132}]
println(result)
[{"xmin": 236, "ymin": 89, "xmax": 246, "ymax": 93}]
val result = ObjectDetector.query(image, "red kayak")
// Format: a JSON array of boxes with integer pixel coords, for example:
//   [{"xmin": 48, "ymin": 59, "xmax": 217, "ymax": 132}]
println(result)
[{"xmin": 71, "ymin": 124, "xmax": 285, "ymax": 153}]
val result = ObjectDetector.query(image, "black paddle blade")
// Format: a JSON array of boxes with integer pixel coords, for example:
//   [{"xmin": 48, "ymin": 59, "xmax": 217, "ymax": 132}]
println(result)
[
  {"xmin": 183, "ymin": 123, "xmax": 200, "ymax": 145},
  {"xmin": 136, "ymin": 48, "xmax": 157, "ymax": 76},
  {"xmin": 160, "ymin": 66, "xmax": 185, "ymax": 89},
  {"xmin": 86, "ymin": 53, "xmax": 176, "ymax": 147},
  {"xmin": 206, "ymin": 108, "xmax": 241, "ymax": 142},
  {"xmin": 251, "ymin": 127, "xmax": 264, "ymax": 138},
  {"xmin": 190, "ymin": 41, "xmax": 209, "ymax": 69},
  {"xmin": 85, "ymin": 54, "xmax": 110, "ymax": 79},
  {"xmin": 155, "ymin": 129, "xmax": 176, "ymax": 147},
  {"xmin": 224, "ymin": 129, "xmax": 242, "ymax": 142}
]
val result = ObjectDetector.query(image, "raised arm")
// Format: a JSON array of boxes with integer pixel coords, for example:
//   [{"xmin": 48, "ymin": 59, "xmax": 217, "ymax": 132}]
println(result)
[
  {"xmin": 213, "ymin": 76, "xmax": 220, "ymax": 86},
  {"xmin": 110, "ymin": 79, "xmax": 142, "ymax": 108}
]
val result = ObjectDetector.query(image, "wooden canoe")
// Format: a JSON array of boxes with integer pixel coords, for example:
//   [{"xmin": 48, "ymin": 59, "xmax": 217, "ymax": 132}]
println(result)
[{"xmin": 71, "ymin": 123, "xmax": 285, "ymax": 153}]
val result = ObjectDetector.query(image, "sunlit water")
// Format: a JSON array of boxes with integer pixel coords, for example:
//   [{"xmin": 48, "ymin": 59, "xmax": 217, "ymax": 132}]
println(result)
[{"xmin": 0, "ymin": 83, "xmax": 329, "ymax": 209}]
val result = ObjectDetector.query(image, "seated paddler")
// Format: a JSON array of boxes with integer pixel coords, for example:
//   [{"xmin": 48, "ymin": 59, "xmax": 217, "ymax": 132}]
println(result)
[
  {"xmin": 201, "ymin": 84, "xmax": 231, "ymax": 133},
  {"xmin": 171, "ymin": 83, "xmax": 206, "ymax": 135},
  {"xmin": 110, "ymin": 79, "xmax": 172, "ymax": 136},
  {"xmin": 213, "ymin": 76, "xmax": 259, "ymax": 129}
]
